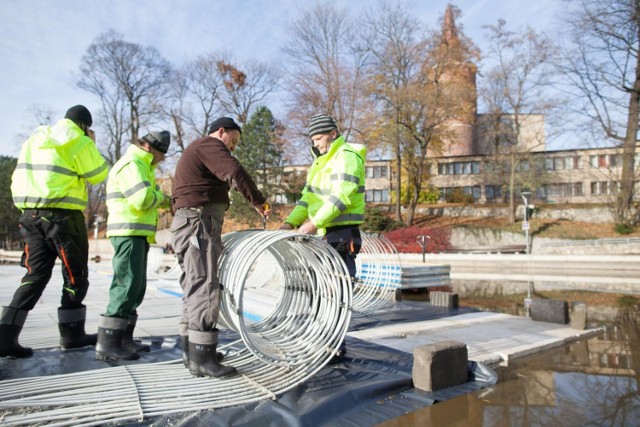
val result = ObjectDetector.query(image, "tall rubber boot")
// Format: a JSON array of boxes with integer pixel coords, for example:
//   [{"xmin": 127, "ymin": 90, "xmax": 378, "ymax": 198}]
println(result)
[
  {"xmin": 187, "ymin": 329, "xmax": 236, "ymax": 378},
  {"xmin": 122, "ymin": 314, "xmax": 150, "ymax": 353},
  {"xmin": 181, "ymin": 322, "xmax": 223, "ymax": 366},
  {"xmin": 0, "ymin": 306, "xmax": 33, "ymax": 358},
  {"xmin": 180, "ymin": 322, "xmax": 189, "ymax": 367},
  {"xmin": 58, "ymin": 306, "xmax": 97, "ymax": 349},
  {"xmin": 95, "ymin": 316, "xmax": 139, "ymax": 361}
]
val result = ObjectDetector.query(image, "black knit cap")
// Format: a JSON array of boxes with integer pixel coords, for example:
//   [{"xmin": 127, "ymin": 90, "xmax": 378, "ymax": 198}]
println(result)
[
  {"xmin": 308, "ymin": 114, "xmax": 337, "ymax": 138},
  {"xmin": 141, "ymin": 131, "xmax": 171, "ymax": 154},
  {"xmin": 64, "ymin": 105, "xmax": 92, "ymax": 127},
  {"xmin": 208, "ymin": 117, "xmax": 242, "ymax": 135}
]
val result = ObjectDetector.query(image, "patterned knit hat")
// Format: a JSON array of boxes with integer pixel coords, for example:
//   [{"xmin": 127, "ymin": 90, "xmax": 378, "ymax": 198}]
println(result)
[
  {"xmin": 141, "ymin": 131, "xmax": 171, "ymax": 154},
  {"xmin": 308, "ymin": 114, "xmax": 337, "ymax": 138}
]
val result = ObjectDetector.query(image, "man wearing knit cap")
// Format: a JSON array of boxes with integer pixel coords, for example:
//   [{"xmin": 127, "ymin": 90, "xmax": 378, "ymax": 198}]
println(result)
[
  {"xmin": 171, "ymin": 116, "xmax": 270, "ymax": 378},
  {"xmin": 1, "ymin": 105, "xmax": 108, "ymax": 358},
  {"xmin": 96, "ymin": 131, "xmax": 171, "ymax": 361},
  {"xmin": 280, "ymin": 114, "xmax": 366, "ymax": 361}
]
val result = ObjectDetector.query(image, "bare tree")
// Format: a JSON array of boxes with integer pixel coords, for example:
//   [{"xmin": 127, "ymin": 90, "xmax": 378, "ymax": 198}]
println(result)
[
  {"xmin": 76, "ymin": 29, "xmax": 172, "ymax": 163},
  {"xmin": 219, "ymin": 60, "xmax": 280, "ymax": 125},
  {"xmin": 360, "ymin": 0, "xmax": 426, "ymax": 223},
  {"xmin": 166, "ymin": 52, "xmax": 228, "ymax": 154},
  {"xmin": 479, "ymin": 19, "xmax": 560, "ymax": 223},
  {"xmin": 365, "ymin": 3, "xmax": 479, "ymax": 225},
  {"xmin": 559, "ymin": 0, "xmax": 640, "ymax": 226},
  {"xmin": 13, "ymin": 104, "xmax": 57, "ymax": 151},
  {"xmin": 165, "ymin": 53, "xmax": 279, "ymax": 155},
  {"xmin": 283, "ymin": 2, "xmax": 371, "ymax": 163}
]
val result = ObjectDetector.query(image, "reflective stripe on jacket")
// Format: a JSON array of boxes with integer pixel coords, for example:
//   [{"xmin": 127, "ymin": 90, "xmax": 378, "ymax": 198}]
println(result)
[
  {"xmin": 285, "ymin": 135, "xmax": 366, "ymax": 235},
  {"xmin": 106, "ymin": 144, "xmax": 168, "ymax": 241},
  {"xmin": 11, "ymin": 119, "xmax": 108, "ymax": 210}
]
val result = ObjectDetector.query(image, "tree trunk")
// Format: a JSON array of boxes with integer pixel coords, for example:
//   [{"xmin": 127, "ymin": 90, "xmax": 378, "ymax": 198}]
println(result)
[
  {"xmin": 394, "ymin": 129, "xmax": 403, "ymax": 223},
  {"xmin": 508, "ymin": 154, "xmax": 517, "ymax": 224},
  {"xmin": 616, "ymin": 26, "xmax": 640, "ymax": 226}
]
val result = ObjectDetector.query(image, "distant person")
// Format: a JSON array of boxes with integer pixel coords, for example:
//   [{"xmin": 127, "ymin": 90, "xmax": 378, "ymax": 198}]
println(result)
[
  {"xmin": 96, "ymin": 131, "xmax": 171, "ymax": 361},
  {"xmin": 279, "ymin": 113, "xmax": 366, "ymax": 361},
  {"xmin": 171, "ymin": 117, "xmax": 270, "ymax": 378},
  {"xmin": 1, "ymin": 105, "xmax": 108, "ymax": 358}
]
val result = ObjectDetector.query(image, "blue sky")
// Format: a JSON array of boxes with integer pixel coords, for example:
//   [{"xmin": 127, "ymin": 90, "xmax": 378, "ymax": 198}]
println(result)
[{"xmin": 0, "ymin": 0, "xmax": 563, "ymax": 157}]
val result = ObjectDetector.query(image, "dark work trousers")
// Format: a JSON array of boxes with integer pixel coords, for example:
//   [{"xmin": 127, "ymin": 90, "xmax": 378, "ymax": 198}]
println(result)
[
  {"xmin": 170, "ymin": 203, "xmax": 226, "ymax": 332},
  {"xmin": 104, "ymin": 236, "xmax": 149, "ymax": 318},
  {"xmin": 324, "ymin": 225, "xmax": 362, "ymax": 279},
  {"xmin": 10, "ymin": 209, "xmax": 89, "ymax": 311}
]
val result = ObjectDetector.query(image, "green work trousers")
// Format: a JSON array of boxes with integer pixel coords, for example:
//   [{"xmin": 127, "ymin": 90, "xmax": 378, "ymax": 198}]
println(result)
[{"xmin": 105, "ymin": 236, "xmax": 149, "ymax": 317}]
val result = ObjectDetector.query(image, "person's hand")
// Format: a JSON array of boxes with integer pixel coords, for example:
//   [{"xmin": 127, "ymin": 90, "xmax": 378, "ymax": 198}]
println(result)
[
  {"xmin": 255, "ymin": 202, "xmax": 271, "ymax": 218},
  {"xmin": 279, "ymin": 222, "xmax": 294, "ymax": 231},
  {"xmin": 298, "ymin": 221, "xmax": 317, "ymax": 235}
]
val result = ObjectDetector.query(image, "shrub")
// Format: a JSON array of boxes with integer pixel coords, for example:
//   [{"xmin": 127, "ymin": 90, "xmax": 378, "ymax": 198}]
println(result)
[
  {"xmin": 445, "ymin": 188, "xmax": 474, "ymax": 204},
  {"xmin": 383, "ymin": 225, "xmax": 452, "ymax": 253},
  {"xmin": 615, "ymin": 223, "xmax": 634, "ymax": 235},
  {"xmin": 363, "ymin": 207, "xmax": 404, "ymax": 233}
]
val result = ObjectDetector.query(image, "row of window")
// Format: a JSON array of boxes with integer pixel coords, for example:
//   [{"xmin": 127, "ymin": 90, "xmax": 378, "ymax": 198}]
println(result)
[
  {"xmin": 283, "ymin": 180, "xmax": 626, "ymax": 205},
  {"xmin": 434, "ymin": 154, "xmax": 640, "ymax": 176}
]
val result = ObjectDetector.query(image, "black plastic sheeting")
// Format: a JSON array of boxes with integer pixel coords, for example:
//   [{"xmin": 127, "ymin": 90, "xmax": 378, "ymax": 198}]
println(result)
[{"xmin": 0, "ymin": 302, "xmax": 497, "ymax": 427}]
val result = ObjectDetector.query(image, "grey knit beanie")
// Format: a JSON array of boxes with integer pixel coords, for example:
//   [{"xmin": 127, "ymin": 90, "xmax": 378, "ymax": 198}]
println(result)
[
  {"xmin": 308, "ymin": 114, "xmax": 337, "ymax": 138},
  {"xmin": 141, "ymin": 131, "xmax": 171, "ymax": 154}
]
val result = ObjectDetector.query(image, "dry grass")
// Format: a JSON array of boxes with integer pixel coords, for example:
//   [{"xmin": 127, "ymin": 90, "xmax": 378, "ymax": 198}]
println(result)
[{"xmin": 416, "ymin": 216, "xmax": 640, "ymax": 240}]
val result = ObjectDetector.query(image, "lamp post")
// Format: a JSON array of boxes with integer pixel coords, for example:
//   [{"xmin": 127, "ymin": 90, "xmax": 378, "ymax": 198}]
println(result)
[
  {"xmin": 520, "ymin": 191, "xmax": 531, "ymax": 254},
  {"xmin": 520, "ymin": 191, "xmax": 532, "ymax": 316}
]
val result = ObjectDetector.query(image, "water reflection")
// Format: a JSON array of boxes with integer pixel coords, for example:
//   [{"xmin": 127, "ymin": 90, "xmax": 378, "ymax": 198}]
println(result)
[{"xmin": 378, "ymin": 306, "xmax": 640, "ymax": 427}]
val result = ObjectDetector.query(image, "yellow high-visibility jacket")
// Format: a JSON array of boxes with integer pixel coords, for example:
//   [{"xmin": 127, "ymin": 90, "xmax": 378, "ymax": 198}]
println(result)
[
  {"xmin": 11, "ymin": 119, "xmax": 108, "ymax": 210},
  {"xmin": 106, "ymin": 144, "xmax": 169, "ymax": 242},
  {"xmin": 285, "ymin": 135, "xmax": 366, "ymax": 235}
]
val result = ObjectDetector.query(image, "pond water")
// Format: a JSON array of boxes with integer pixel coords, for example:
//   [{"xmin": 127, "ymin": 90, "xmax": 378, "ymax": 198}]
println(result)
[{"xmin": 378, "ymin": 306, "xmax": 640, "ymax": 427}]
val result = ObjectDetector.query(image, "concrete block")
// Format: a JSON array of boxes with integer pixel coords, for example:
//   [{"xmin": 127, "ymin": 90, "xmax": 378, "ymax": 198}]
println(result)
[
  {"xmin": 530, "ymin": 298, "xmax": 569, "ymax": 324},
  {"xmin": 430, "ymin": 291, "xmax": 459, "ymax": 308},
  {"xmin": 413, "ymin": 340, "xmax": 468, "ymax": 392},
  {"xmin": 570, "ymin": 302, "xmax": 587, "ymax": 330}
]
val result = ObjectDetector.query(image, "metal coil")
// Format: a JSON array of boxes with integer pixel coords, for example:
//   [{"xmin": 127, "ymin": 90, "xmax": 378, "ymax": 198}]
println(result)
[
  {"xmin": 218, "ymin": 230, "xmax": 352, "ymax": 368},
  {"xmin": 352, "ymin": 233, "xmax": 402, "ymax": 316}
]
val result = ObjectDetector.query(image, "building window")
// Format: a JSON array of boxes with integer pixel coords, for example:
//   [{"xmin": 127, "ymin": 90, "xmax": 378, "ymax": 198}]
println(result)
[
  {"xmin": 486, "ymin": 185, "xmax": 502, "ymax": 200},
  {"xmin": 590, "ymin": 154, "xmax": 620, "ymax": 169},
  {"xmin": 591, "ymin": 181, "xmax": 617, "ymax": 195},
  {"xmin": 366, "ymin": 189, "xmax": 389, "ymax": 203},
  {"xmin": 538, "ymin": 183, "xmax": 583, "ymax": 197},
  {"xmin": 545, "ymin": 157, "xmax": 554, "ymax": 170},
  {"xmin": 437, "ymin": 161, "xmax": 480, "ymax": 175},
  {"xmin": 366, "ymin": 165, "xmax": 388, "ymax": 179}
]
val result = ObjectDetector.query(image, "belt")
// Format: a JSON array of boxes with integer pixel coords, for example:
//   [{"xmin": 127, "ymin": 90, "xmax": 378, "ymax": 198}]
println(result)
[{"xmin": 182, "ymin": 206, "xmax": 203, "ymax": 213}]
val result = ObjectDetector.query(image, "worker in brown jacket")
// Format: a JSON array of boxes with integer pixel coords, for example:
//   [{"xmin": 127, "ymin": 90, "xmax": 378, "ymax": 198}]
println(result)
[{"xmin": 170, "ymin": 117, "xmax": 270, "ymax": 378}]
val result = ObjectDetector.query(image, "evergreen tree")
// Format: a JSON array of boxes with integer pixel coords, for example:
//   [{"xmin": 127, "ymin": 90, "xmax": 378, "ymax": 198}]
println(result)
[
  {"xmin": 229, "ymin": 107, "xmax": 283, "ymax": 226},
  {"xmin": 0, "ymin": 156, "xmax": 22, "ymax": 249}
]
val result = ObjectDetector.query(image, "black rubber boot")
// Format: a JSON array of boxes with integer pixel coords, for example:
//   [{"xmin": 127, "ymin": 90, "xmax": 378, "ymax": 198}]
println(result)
[
  {"xmin": 187, "ymin": 329, "xmax": 236, "ymax": 378},
  {"xmin": 122, "ymin": 314, "xmax": 150, "ymax": 353},
  {"xmin": 0, "ymin": 307, "xmax": 33, "ymax": 358},
  {"xmin": 96, "ymin": 316, "xmax": 139, "ymax": 361},
  {"xmin": 180, "ymin": 322, "xmax": 189, "ymax": 367},
  {"xmin": 58, "ymin": 306, "xmax": 97, "ymax": 349},
  {"xmin": 181, "ymin": 323, "xmax": 223, "ymax": 366}
]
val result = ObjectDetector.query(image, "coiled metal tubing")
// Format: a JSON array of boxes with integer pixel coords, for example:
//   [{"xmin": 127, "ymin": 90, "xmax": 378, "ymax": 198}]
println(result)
[
  {"xmin": 218, "ymin": 230, "xmax": 352, "ymax": 369},
  {"xmin": 352, "ymin": 232, "xmax": 402, "ymax": 317}
]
